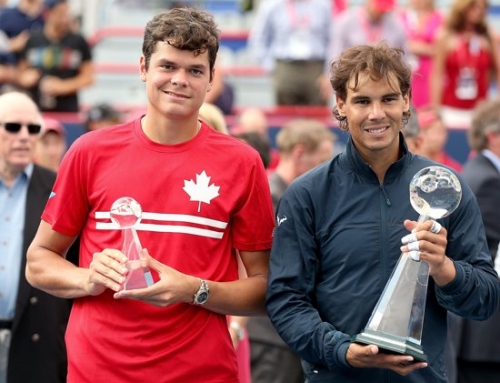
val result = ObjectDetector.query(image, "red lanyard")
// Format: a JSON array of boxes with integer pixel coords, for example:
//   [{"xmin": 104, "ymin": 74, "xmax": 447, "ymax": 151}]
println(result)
[
  {"xmin": 358, "ymin": 7, "xmax": 383, "ymax": 43},
  {"xmin": 287, "ymin": 0, "xmax": 311, "ymax": 28}
]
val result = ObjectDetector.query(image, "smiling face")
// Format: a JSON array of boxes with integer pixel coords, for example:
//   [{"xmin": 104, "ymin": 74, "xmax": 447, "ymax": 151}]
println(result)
[
  {"xmin": 336, "ymin": 71, "xmax": 409, "ymax": 164},
  {"xmin": 140, "ymin": 41, "xmax": 213, "ymax": 124}
]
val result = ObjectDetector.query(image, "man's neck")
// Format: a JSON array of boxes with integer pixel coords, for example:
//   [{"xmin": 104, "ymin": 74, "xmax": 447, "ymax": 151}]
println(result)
[
  {"xmin": 274, "ymin": 160, "xmax": 296, "ymax": 186},
  {"xmin": 0, "ymin": 164, "xmax": 24, "ymax": 188},
  {"xmin": 141, "ymin": 114, "xmax": 201, "ymax": 145}
]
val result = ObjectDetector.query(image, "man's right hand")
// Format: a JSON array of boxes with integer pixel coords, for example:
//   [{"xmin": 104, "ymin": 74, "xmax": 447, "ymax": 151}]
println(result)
[
  {"xmin": 346, "ymin": 342, "xmax": 428, "ymax": 376},
  {"xmin": 87, "ymin": 249, "xmax": 129, "ymax": 295}
]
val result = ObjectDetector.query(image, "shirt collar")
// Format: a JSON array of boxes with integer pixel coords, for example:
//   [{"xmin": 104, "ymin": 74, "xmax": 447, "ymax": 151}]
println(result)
[
  {"xmin": 481, "ymin": 149, "xmax": 500, "ymax": 174},
  {"xmin": 0, "ymin": 162, "xmax": 34, "ymax": 187}
]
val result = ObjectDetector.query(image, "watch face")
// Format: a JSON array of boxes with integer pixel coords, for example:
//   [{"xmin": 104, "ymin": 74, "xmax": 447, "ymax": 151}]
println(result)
[{"xmin": 197, "ymin": 292, "xmax": 208, "ymax": 304}]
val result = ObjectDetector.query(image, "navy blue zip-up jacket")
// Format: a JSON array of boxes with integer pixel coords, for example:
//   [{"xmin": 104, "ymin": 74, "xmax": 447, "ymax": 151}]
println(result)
[{"xmin": 267, "ymin": 134, "xmax": 499, "ymax": 383}]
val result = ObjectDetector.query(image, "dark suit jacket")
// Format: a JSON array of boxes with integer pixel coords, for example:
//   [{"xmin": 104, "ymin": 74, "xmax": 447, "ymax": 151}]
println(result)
[
  {"xmin": 8, "ymin": 165, "xmax": 78, "ymax": 383},
  {"xmin": 451, "ymin": 153, "xmax": 500, "ymax": 362}
]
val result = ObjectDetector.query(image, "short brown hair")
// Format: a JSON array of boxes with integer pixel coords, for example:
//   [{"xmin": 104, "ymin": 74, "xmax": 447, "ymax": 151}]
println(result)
[
  {"xmin": 142, "ymin": 8, "xmax": 219, "ymax": 73},
  {"xmin": 330, "ymin": 42, "xmax": 412, "ymax": 131},
  {"xmin": 277, "ymin": 118, "xmax": 336, "ymax": 155},
  {"xmin": 469, "ymin": 99, "xmax": 500, "ymax": 151}
]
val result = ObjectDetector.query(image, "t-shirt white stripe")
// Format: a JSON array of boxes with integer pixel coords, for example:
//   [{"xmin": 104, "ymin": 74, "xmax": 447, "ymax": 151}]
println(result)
[
  {"xmin": 95, "ymin": 211, "xmax": 228, "ymax": 229},
  {"xmin": 95, "ymin": 222, "xmax": 224, "ymax": 239}
]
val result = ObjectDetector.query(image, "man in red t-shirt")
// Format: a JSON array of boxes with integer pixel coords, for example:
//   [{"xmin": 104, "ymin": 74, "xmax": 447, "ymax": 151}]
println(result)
[{"xmin": 25, "ymin": 7, "xmax": 274, "ymax": 383}]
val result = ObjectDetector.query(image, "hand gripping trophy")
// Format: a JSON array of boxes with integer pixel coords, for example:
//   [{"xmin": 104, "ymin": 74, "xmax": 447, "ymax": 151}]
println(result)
[
  {"xmin": 353, "ymin": 166, "xmax": 462, "ymax": 362},
  {"xmin": 110, "ymin": 197, "xmax": 154, "ymax": 290}
]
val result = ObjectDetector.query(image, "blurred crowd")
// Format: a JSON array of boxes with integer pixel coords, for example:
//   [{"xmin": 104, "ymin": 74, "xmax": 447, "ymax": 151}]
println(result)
[{"xmin": 1, "ymin": 1, "xmax": 500, "ymax": 383}]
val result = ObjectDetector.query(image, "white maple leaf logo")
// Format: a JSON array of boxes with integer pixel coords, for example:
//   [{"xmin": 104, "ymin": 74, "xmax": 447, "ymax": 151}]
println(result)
[{"xmin": 183, "ymin": 171, "xmax": 220, "ymax": 212}]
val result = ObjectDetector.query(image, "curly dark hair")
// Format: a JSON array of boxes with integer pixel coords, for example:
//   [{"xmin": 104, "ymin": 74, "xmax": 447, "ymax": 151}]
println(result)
[
  {"xmin": 330, "ymin": 42, "xmax": 412, "ymax": 131},
  {"xmin": 142, "ymin": 7, "xmax": 220, "ymax": 75}
]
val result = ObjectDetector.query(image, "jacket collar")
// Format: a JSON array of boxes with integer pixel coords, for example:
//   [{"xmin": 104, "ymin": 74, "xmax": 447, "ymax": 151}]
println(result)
[{"xmin": 339, "ymin": 132, "xmax": 412, "ymax": 184}]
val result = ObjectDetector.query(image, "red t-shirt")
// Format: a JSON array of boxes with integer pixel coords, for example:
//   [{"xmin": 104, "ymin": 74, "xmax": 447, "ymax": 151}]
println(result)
[
  {"xmin": 442, "ymin": 36, "xmax": 493, "ymax": 110},
  {"xmin": 43, "ymin": 119, "xmax": 275, "ymax": 383}
]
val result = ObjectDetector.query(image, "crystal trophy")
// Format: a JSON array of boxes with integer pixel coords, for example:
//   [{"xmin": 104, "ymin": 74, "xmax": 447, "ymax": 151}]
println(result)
[
  {"xmin": 110, "ymin": 197, "xmax": 154, "ymax": 290},
  {"xmin": 352, "ymin": 166, "xmax": 462, "ymax": 362}
]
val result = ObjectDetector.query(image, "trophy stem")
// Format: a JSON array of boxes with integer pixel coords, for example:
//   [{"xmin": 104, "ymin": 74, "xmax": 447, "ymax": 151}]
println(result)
[
  {"xmin": 122, "ymin": 228, "xmax": 153, "ymax": 290},
  {"xmin": 352, "ymin": 213, "xmax": 432, "ymax": 362}
]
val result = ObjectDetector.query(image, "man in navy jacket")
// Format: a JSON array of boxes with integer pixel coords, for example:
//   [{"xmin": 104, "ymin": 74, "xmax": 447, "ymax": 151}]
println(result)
[{"xmin": 266, "ymin": 42, "xmax": 499, "ymax": 383}]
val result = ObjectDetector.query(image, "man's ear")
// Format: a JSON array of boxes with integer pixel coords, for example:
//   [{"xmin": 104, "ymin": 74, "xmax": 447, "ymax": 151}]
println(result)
[{"xmin": 139, "ymin": 56, "xmax": 147, "ymax": 82}]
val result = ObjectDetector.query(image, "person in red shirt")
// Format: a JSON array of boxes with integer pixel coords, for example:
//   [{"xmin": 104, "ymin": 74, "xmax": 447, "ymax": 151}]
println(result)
[
  {"xmin": 417, "ymin": 105, "xmax": 463, "ymax": 172},
  {"xmin": 25, "ymin": 7, "xmax": 274, "ymax": 383}
]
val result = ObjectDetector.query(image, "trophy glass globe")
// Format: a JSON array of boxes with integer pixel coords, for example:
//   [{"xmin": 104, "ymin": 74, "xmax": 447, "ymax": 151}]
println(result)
[
  {"xmin": 353, "ymin": 166, "xmax": 462, "ymax": 362},
  {"xmin": 110, "ymin": 197, "xmax": 152, "ymax": 290}
]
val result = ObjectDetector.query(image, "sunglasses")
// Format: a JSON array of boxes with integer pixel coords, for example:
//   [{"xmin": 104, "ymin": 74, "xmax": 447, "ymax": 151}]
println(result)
[{"xmin": 1, "ymin": 122, "xmax": 42, "ymax": 135}]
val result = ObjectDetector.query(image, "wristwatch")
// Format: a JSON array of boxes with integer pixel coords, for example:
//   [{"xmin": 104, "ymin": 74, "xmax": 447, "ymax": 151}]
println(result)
[{"xmin": 193, "ymin": 279, "xmax": 210, "ymax": 305}]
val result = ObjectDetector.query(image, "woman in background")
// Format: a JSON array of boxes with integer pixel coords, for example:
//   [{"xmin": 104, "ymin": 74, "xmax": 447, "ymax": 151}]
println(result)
[
  {"xmin": 431, "ymin": 0, "xmax": 500, "ymax": 128},
  {"xmin": 399, "ymin": 0, "xmax": 444, "ymax": 107}
]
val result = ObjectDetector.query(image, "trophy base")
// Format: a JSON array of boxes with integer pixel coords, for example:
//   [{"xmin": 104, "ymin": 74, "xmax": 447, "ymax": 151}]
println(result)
[{"xmin": 352, "ymin": 329, "xmax": 427, "ymax": 363}]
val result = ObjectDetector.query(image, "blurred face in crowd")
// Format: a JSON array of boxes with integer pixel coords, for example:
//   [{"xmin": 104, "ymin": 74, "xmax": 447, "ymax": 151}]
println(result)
[
  {"xmin": 0, "ymin": 94, "xmax": 41, "ymax": 177},
  {"xmin": 47, "ymin": 2, "xmax": 72, "ymax": 33},
  {"xmin": 297, "ymin": 140, "xmax": 334, "ymax": 176},
  {"xmin": 419, "ymin": 118, "xmax": 448, "ymax": 156},
  {"xmin": 35, "ymin": 130, "xmax": 66, "ymax": 172},
  {"xmin": 465, "ymin": 0, "xmax": 488, "ymax": 25}
]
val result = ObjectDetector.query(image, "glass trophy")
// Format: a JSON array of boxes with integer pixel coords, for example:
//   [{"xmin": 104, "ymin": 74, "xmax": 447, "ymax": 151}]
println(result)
[
  {"xmin": 352, "ymin": 166, "xmax": 462, "ymax": 362},
  {"xmin": 110, "ymin": 197, "xmax": 154, "ymax": 290}
]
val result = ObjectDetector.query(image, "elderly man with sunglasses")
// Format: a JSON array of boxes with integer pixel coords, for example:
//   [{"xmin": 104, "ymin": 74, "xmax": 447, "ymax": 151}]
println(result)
[{"xmin": 0, "ymin": 91, "xmax": 77, "ymax": 383}]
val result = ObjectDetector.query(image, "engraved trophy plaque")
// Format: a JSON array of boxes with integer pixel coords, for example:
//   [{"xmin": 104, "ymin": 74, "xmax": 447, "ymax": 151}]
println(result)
[
  {"xmin": 353, "ymin": 166, "xmax": 462, "ymax": 362},
  {"xmin": 110, "ymin": 197, "xmax": 153, "ymax": 290}
]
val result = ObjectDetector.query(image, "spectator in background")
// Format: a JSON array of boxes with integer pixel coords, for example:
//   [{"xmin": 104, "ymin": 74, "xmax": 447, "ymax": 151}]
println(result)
[
  {"xmin": 431, "ymin": 0, "xmax": 500, "ymax": 128},
  {"xmin": 232, "ymin": 131, "xmax": 271, "ymax": 169},
  {"xmin": 199, "ymin": 102, "xmax": 229, "ymax": 134},
  {"xmin": 17, "ymin": 0, "xmax": 93, "ymax": 112},
  {"xmin": 204, "ymin": 60, "xmax": 234, "ymax": 115},
  {"xmin": 416, "ymin": 105, "xmax": 462, "ymax": 171},
  {"xmin": 84, "ymin": 103, "xmax": 121, "ymax": 132},
  {"xmin": 0, "ymin": 0, "xmax": 44, "ymax": 57},
  {"xmin": 402, "ymin": 104, "xmax": 423, "ymax": 153},
  {"xmin": 447, "ymin": 98, "xmax": 500, "ymax": 383},
  {"xmin": 0, "ymin": 0, "xmax": 44, "ymax": 89},
  {"xmin": 0, "ymin": 91, "xmax": 78, "ymax": 383},
  {"xmin": 247, "ymin": 118, "xmax": 335, "ymax": 383},
  {"xmin": 0, "ymin": 31, "xmax": 16, "ymax": 90},
  {"xmin": 320, "ymin": 0, "xmax": 408, "ymax": 101},
  {"xmin": 235, "ymin": 107, "xmax": 269, "ymax": 137},
  {"xmin": 33, "ymin": 116, "xmax": 66, "ymax": 172},
  {"xmin": 248, "ymin": 0, "xmax": 332, "ymax": 106},
  {"xmin": 399, "ymin": 0, "xmax": 444, "ymax": 108},
  {"xmin": 232, "ymin": 107, "xmax": 279, "ymax": 170}
]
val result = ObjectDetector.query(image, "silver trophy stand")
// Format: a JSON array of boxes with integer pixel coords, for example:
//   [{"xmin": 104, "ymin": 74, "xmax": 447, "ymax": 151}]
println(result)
[
  {"xmin": 110, "ymin": 197, "xmax": 153, "ymax": 290},
  {"xmin": 352, "ymin": 166, "xmax": 462, "ymax": 362}
]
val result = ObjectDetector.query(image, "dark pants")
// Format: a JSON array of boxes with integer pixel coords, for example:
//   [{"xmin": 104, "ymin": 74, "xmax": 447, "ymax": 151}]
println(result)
[
  {"xmin": 273, "ymin": 60, "xmax": 326, "ymax": 106},
  {"xmin": 250, "ymin": 341, "xmax": 304, "ymax": 383}
]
